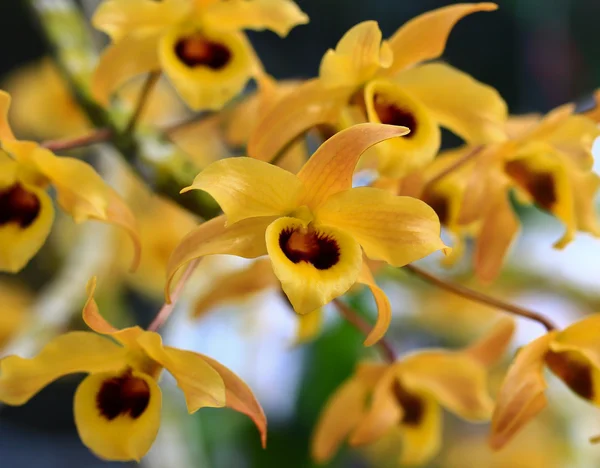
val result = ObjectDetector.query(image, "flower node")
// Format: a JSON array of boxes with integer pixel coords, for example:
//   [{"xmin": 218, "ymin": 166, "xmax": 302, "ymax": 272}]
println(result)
[
  {"xmin": 96, "ymin": 371, "xmax": 151, "ymax": 420},
  {"xmin": 0, "ymin": 183, "xmax": 40, "ymax": 228},
  {"xmin": 175, "ymin": 34, "xmax": 231, "ymax": 70},
  {"xmin": 393, "ymin": 380, "xmax": 424, "ymax": 426},
  {"xmin": 279, "ymin": 227, "xmax": 340, "ymax": 270},
  {"xmin": 505, "ymin": 161, "xmax": 556, "ymax": 210},
  {"xmin": 373, "ymin": 94, "xmax": 417, "ymax": 137}
]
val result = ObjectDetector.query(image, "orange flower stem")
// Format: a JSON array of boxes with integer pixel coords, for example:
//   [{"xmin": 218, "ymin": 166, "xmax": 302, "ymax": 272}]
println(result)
[
  {"xmin": 125, "ymin": 71, "xmax": 162, "ymax": 134},
  {"xmin": 41, "ymin": 128, "xmax": 113, "ymax": 152},
  {"xmin": 404, "ymin": 264, "xmax": 557, "ymax": 332},
  {"xmin": 333, "ymin": 298, "xmax": 396, "ymax": 362},
  {"xmin": 425, "ymin": 145, "xmax": 483, "ymax": 188},
  {"xmin": 148, "ymin": 259, "xmax": 200, "ymax": 332}
]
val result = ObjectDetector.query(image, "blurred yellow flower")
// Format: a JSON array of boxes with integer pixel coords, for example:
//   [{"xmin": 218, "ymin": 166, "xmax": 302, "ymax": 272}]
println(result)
[
  {"xmin": 166, "ymin": 124, "xmax": 448, "ymax": 345},
  {"xmin": 250, "ymin": 3, "xmax": 507, "ymax": 178},
  {"xmin": 92, "ymin": 0, "xmax": 308, "ymax": 110},
  {"xmin": 0, "ymin": 91, "xmax": 140, "ymax": 272},
  {"xmin": 0, "ymin": 281, "xmax": 32, "ymax": 349},
  {"xmin": 0, "ymin": 278, "xmax": 266, "ymax": 461},
  {"xmin": 312, "ymin": 317, "xmax": 515, "ymax": 466}
]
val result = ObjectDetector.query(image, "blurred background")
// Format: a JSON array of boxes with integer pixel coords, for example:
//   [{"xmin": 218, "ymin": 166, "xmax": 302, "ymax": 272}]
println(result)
[{"xmin": 1, "ymin": 0, "xmax": 600, "ymax": 467}]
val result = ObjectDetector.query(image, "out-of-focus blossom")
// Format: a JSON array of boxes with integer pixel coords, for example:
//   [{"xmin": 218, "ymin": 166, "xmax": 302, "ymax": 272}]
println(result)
[
  {"xmin": 166, "ymin": 124, "xmax": 448, "ymax": 345},
  {"xmin": 0, "ymin": 278, "xmax": 266, "ymax": 461},
  {"xmin": 0, "ymin": 281, "xmax": 32, "ymax": 348}
]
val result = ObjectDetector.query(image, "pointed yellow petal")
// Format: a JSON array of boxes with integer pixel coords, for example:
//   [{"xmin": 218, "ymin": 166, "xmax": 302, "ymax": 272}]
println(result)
[
  {"xmin": 0, "ymin": 332, "xmax": 127, "ymax": 405},
  {"xmin": 92, "ymin": 0, "xmax": 189, "ymax": 42},
  {"xmin": 319, "ymin": 21, "xmax": 391, "ymax": 88},
  {"xmin": 316, "ymin": 187, "xmax": 447, "ymax": 266},
  {"xmin": 165, "ymin": 214, "xmax": 274, "ymax": 302},
  {"xmin": 247, "ymin": 78, "xmax": 349, "ymax": 163},
  {"xmin": 464, "ymin": 316, "xmax": 516, "ymax": 367},
  {"xmin": 136, "ymin": 332, "xmax": 226, "ymax": 411},
  {"xmin": 399, "ymin": 351, "xmax": 494, "ymax": 421},
  {"xmin": 311, "ymin": 376, "xmax": 370, "ymax": 463},
  {"xmin": 265, "ymin": 217, "xmax": 363, "ymax": 314},
  {"xmin": 356, "ymin": 262, "xmax": 392, "ymax": 347},
  {"xmin": 159, "ymin": 27, "xmax": 254, "ymax": 110},
  {"xmin": 182, "ymin": 157, "xmax": 304, "ymax": 225},
  {"xmin": 74, "ymin": 370, "xmax": 161, "ymax": 461},
  {"xmin": 295, "ymin": 308, "xmax": 323, "ymax": 345},
  {"xmin": 550, "ymin": 314, "xmax": 600, "ymax": 370},
  {"xmin": 297, "ymin": 123, "xmax": 409, "ymax": 208},
  {"xmin": 0, "ymin": 90, "xmax": 15, "ymax": 140},
  {"xmin": 384, "ymin": 3, "xmax": 498, "ymax": 75},
  {"xmin": 489, "ymin": 332, "xmax": 556, "ymax": 450},
  {"xmin": 199, "ymin": 354, "xmax": 267, "ymax": 447},
  {"xmin": 394, "ymin": 63, "xmax": 508, "ymax": 143},
  {"xmin": 92, "ymin": 32, "xmax": 161, "ymax": 106},
  {"xmin": 397, "ymin": 395, "xmax": 442, "ymax": 466},
  {"xmin": 202, "ymin": 0, "xmax": 308, "ymax": 37}
]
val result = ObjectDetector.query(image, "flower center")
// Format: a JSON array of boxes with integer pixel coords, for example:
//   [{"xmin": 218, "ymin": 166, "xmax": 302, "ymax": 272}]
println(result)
[
  {"xmin": 373, "ymin": 94, "xmax": 418, "ymax": 138},
  {"xmin": 421, "ymin": 190, "xmax": 449, "ymax": 225},
  {"xmin": 545, "ymin": 350, "xmax": 594, "ymax": 401},
  {"xmin": 175, "ymin": 34, "xmax": 231, "ymax": 70},
  {"xmin": 504, "ymin": 161, "xmax": 556, "ymax": 210},
  {"xmin": 0, "ymin": 183, "xmax": 41, "ymax": 228},
  {"xmin": 279, "ymin": 226, "xmax": 340, "ymax": 270},
  {"xmin": 393, "ymin": 381, "xmax": 425, "ymax": 426},
  {"xmin": 96, "ymin": 370, "xmax": 151, "ymax": 420}
]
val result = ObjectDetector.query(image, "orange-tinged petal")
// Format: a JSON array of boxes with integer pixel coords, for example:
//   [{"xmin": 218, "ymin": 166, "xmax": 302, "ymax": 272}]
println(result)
[
  {"xmin": 464, "ymin": 316, "xmax": 516, "ymax": 367},
  {"xmin": 490, "ymin": 332, "xmax": 557, "ymax": 450},
  {"xmin": 399, "ymin": 351, "xmax": 494, "ymax": 421},
  {"xmin": 311, "ymin": 376, "xmax": 370, "ymax": 463},
  {"xmin": 0, "ymin": 331, "xmax": 127, "ymax": 405},
  {"xmin": 247, "ymin": 78, "xmax": 349, "ymax": 163},
  {"xmin": 165, "ymin": 214, "xmax": 275, "ymax": 302},
  {"xmin": 202, "ymin": 0, "xmax": 308, "ymax": 37},
  {"xmin": 92, "ymin": 32, "xmax": 161, "ymax": 106},
  {"xmin": 297, "ymin": 123, "xmax": 409, "ymax": 208},
  {"xmin": 316, "ymin": 187, "xmax": 448, "ymax": 266},
  {"xmin": 199, "ymin": 354, "xmax": 267, "ymax": 447},
  {"xmin": 0, "ymin": 90, "xmax": 15, "ymax": 140},
  {"xmin": 397, "ymin": 395, "xmax": 442, "ymax": 466},
  {"xmin": 394, "ymin": 63, "xmax": 508, "ymax": 143},
  {"xmin": 182, "ymin": 157, "xmax": 304, "ymax": 225},
  {"xmin": 356, "ymin": 262, "xmax": 392, "ymax": 347},
  {"xmin": 136, "ymin": 332, "xmax": 226, "ymax": 412},
  {"xmin": 319, "ymin": 21, "xmax": 392, "ymax": 88},
  {"xmin": 383, "ymin": 3, "xmax": 498, "ymax": 76},
  {"xmin": 74, "ymin": 369, "xmax": 161, "ymax": 461},
  {"xmin": 265, "ymin": 217, "xmax": 363, "ymax": 314}
]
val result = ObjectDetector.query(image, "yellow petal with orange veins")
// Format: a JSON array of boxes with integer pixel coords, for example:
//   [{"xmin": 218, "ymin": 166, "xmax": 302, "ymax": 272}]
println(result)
[
  {"xmin": 0, "ymin": 331, "xmax": 127, "ymax": 405},
  {"xmin": 0, "ymin": 91, "xmax": 15, "ymax": 140},
  {"xmin": 297, "ymin": 123, "xmax": 409, "ymax": 208},
  {"xmin": 199, "ymin": 354, "xmax": 267, "ymax": 448},
  {"xmin": 165, "ymin": 214, "xmax": 275, "ymax": 302},
  {"xmin": 247, "ymin": 78, "xmax": 349, "ymax": 163},
  {"xmin": 399, "ymin": 351, "xmax": 494, "ymax": 421},
  {"xmin": 159, "ymin": 27, "xmax": 254, "ymax": 110},
  {"xmin": 182, "ymin": 157, "xmax": 304, "ymax": 225},
  {"xmin": 464, "ymin": 316, "xmax": 516, "ymax": 367},
  {"xmin": 265, "ymin": 217, "xmax": 363, "ymax": 314},
  {"xmin": 489, "ymin": 332, "xmax": 557, "ymax": 450},
  {"xmin": 397, "ymin": 395, "xmax": 442, "ymax": 466},
  {"xmin": 394, "ymin": 63, "xmax": 508, "ymax": 143},
  {"xmin": 319, "ymin": 21, "xmax": 391, "ymax": 88},
  {"xmin": 316, "ymin": 187, "xmax": 447, "ymax": 267},
  {"xmin": 92, "ymin": 32, "xmax": 161, "ymax": 106},
  {"xmin": 356, "ymin": 262, "xmax": 392, "ymax": 346},
  {"xmin": 311, "ymin": 376, "xmax": 370, "ymax": 463},
  {"xmin": 74, "ymin": 369, "xmax": 161, "ymax": 462},
  {"xmin": 295, "ymin": 308, "xmax": 323, "ymax": 345},
  {"xmin": 202, "ymin": 0, "xmax": 308, "ymax": 37},
  {"xmin": 92, "ymin": 0, "xmax": 189, "ymax": 42},
  {"xmin": 383, "ymin": 3, "xmax": 498, "ymax": 76},
  {"xmin": 136, "ymin": 332, "xmax": 226, "ymax": 411}
]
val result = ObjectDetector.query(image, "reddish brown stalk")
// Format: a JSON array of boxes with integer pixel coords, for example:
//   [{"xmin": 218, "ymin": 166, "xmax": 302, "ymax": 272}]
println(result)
[
  {"xmin": 404, "ymin": 264, "xmax": 557, "ymax": 332},
  {"xmin": 41, "ymin": 128, "xmax": 113, "ymax": 152},
  {"xmin": 125, "ymin": 71, "xmax": 161, "ymax": 134},
  {"xmin": 333, "ymin": 298, "xmax": 396, "ymax": 362},
  {"xmin": 424, "ymin": 145, "xmax": 483, "ymax": 188}
]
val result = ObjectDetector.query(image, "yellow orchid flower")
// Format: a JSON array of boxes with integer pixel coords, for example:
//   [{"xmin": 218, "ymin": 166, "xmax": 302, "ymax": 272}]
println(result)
[
  {"xmin": 193, "ymin": 258, "xmax": 323, "ymax": 344},
  {"xmin": 166, "ymin": 124, "xmax": 448, "ymax": 345},
  {"xmin": 249, "ymin": 3, "xmax": 507, "ymax": 178},
  {"xmin": 0, "ymin": 281, "xmax": 32, "ymax": 348},
  {"xmin": 491, "ymin": 314, "xmax": 600, "ymax": 451},
  {"xmin": 0, "ymin": 91, "xmax": 140, "ymax": 273},
  {"xmin": 92, "ymin": 0, "xmax": 308, "ymax": 110},
  {"xmin": 0, "ymin": 278, "xmax": 266, "ymax": 461},
  {"xmin": 312, "ymin": 317, "xmax": 515, "ymax": 466}
]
